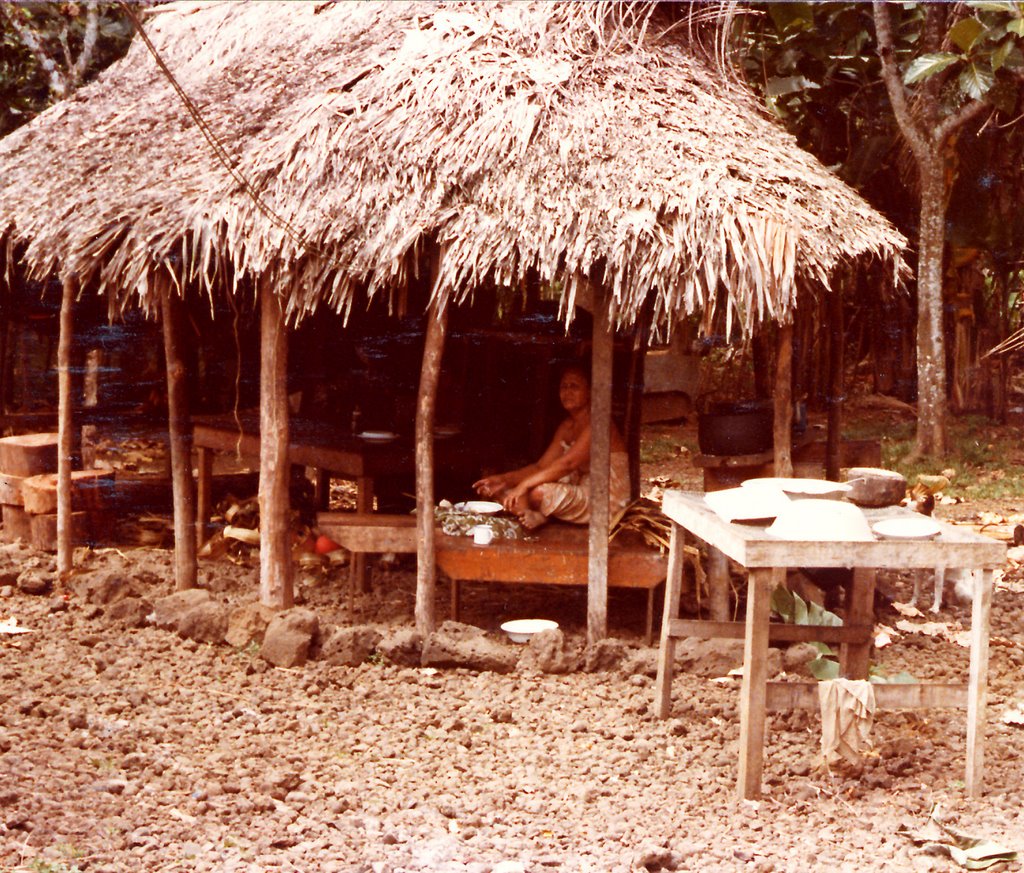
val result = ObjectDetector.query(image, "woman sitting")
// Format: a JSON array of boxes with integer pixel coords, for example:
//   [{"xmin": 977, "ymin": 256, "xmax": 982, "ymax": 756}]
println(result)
[{"xmin": 473, "ymin": 364, "xmax": 630, "ymax": 529}]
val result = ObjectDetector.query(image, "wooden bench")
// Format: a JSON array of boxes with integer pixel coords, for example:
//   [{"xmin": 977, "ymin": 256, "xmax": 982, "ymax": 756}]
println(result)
[{"xmin": 316, "ymin": 512, "xmax": 669, "ymax": 642}]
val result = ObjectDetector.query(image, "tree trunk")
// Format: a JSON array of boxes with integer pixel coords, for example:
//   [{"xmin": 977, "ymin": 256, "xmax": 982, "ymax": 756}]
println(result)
[
  {"xmin": 773, "ymin": 322, "xmax": 793, "ymax": 477},
  {"xmin": 56, "ymin": 276, "xmax": 75, "ymax": 576},
  {"xmin": 161, "ymin": 284, "xmax": 197, "ymax": 591},
  {"xmin": 587, "ymin": 285, "xmax": 613, "ymax": 646},
  {"xmin": 915, "ymin": 155, "xmax": 948, "ymax": 457},
  {"xmin": 414, "ymin": 300, "xmax": 448, "ymax": 637},
  {"xmin": 259, "ymin": 283, "xmax": 293, "ymax": 610}
]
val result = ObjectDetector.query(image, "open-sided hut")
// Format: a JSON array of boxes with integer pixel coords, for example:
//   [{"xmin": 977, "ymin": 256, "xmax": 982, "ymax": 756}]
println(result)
[{"xmin": 0, "ymin": 2, "xmax": 905, "ymax": 640}]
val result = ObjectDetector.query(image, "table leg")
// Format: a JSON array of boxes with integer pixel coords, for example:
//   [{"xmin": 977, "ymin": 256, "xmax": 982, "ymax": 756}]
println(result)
[
  {"xmin": 840, "ymin": 567, "xmax": 875, "ymax": 680},
  {"xmin": 966, "ymin": 568, "xmax": 993, "ymax": 797},
  {"xmin": 313, "ymin": 468, "xmax": 330, "ymax": 510},
  {"xmin": 195, "ymin": 445, "xmax": 212, "ymax": 548},
  {"xmin": 450, "ymin": 579, "xmax": 461, "ymax": 621},
  {"xmin": 654, "ymin": 525, "xmax": 686, "ymax": 718},
  {"xmin": 350, "ymin": 475, "xmax": 375, "ymax": 595},
  {"xmin": 708, "ymin": 547, "xmax": 730, "ymax": 621},
  {"xmin": 737, "ymin": 567, "xmax": 780, "ymax": 800}
]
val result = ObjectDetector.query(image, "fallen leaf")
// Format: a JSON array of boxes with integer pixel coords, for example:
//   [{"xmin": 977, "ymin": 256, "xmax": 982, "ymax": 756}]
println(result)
[{"xmin": 893, "ymin": 602, "xmax": 924, "ymax": 618}]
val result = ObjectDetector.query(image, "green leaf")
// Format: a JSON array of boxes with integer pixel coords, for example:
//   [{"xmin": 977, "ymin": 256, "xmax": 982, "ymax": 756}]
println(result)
[
  {"xmin": 793, "ymin": 592, "xmax": 809, "ymax": 625},
  {"xmin": 949, "ymin": 18, "xmax": 986, "ymax": 52},
  {"xmin": 904, "ymin": 52, "xmax": 961, "ymax": 85},
  {"xmin": 1007, "ymin": 18, "xmax": 1024, "ymax": 36},
  {"xmin": 810, "ymin": 641, "xmax": 836, "ymax": 657},
  {"xmin": 959, "ymin": 62, "xmax": 996, "ymax": 98},
  {"xmin": 768, "ymin": 2, "xmax": 815, "ymax": 34},
  {"xmin": 770, "ymin": 585, "xmax": 795, "ymax": 622},
  {"xmin": 805, "ymin": 599, "xmax": 844, "ymax": 627},
  {"xmin": 766, "ymin": 75, "xmax": 821, "ymax": 98},
  {"xmin": 992, "ymin": 37, "xmax": 1014, "ymax": 70},
  {"xmin": 808, "ymin": 657, "xmax": 840, "ymax": 681}
]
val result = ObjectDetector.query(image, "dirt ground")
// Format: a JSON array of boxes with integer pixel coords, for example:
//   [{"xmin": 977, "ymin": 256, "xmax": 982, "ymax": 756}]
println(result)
[{"xmin": 1, "ymin": 414, "xmax": 1023, "ymax": 872}]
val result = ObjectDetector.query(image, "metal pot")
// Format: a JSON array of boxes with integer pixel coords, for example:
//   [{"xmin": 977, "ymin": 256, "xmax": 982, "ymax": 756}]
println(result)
[{"xmin": 844, "ymin": 467, "xmax": 907, "ymax": 507}]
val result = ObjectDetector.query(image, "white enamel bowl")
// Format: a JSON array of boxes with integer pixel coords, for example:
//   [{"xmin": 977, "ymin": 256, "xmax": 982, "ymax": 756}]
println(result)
[
  {"xmin": 500, "ymin": 619, "xmax": 559, "ymax": 643},
  {"xmin": 767, "ymin": 499, "xmax": 874, "ymax": 541},
  {"xmin": 458, "ymin": 500, "xmax": 503, "ymax": 515}
]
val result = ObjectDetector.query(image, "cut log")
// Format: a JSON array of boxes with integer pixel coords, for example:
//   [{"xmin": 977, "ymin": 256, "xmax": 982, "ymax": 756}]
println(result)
[
  {"xmin": 21, "ymin": 470, "xmax": 114, "ymax": 515},
  {"xmin": 0, "ymin": 433, "xmax": 59, "ymax": 477},
  {"xmin": 0, "ymin": 474, "xmax": 26, "ymax": 506},
  {"xmin": 0, "ymin": 505, "xmax": 31, "ymax": 542},
  {"xmin": 30, "ymin": 511, "xmax": 89, "ymax": 552}
]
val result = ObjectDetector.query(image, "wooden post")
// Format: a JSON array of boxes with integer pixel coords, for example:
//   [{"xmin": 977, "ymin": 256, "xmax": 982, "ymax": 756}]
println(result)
[
  {"xmin": 587, "ymin": 285, "xmax": 613, "ymax": 645},
  {"xmin": 259, "ymin": 282, "xmax": 293, "ymax": 610},
  {"xmin": 160, "ymin": 282, "xmax": 197, "ymax": 591},
  {"xmin": 709, "ymin": 547, "xmax": 730, "ymax": 621},
  {"xmin": 773, "ymin": 323, "xmax": 794, "ymax": 477},
  {"xmin": 654, "ymin": 523, "xmax": 686, "ymax": 718},
  {"xmin": 737, "ymin": 566, "xmax": 781, "ymax": 800},
  {"xmin": 825, "ymin": 278, "xmax": 845, "ymax": 481},
  {"xmin": 56, "ymin": 275, "xmax": 76, "ymax": 576},
  {"xmin": 966, "ymin": 568, "xmax": 993, "ymax": 797},
  {"xmin": 414, "ymin": 298, "xmax": 448, "ymax": 637},
  {"xmin": 623, "ymin": 304, "xmax": 651, "ymax": 500}
]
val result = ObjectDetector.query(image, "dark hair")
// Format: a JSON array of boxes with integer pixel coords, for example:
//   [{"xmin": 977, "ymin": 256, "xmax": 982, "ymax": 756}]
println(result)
[{"xmin": 559, "ymin": 361, "xmax": 590, "ymax": 385}]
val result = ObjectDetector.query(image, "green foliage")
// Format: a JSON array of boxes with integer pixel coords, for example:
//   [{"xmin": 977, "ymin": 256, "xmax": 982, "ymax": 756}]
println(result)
[
  {"xmin": 0, "ymin": 2, "xmax": 133, "ymax": 137},
  {"xmin": 770, "ymin": 585, "xmax": 843, "ymax": 627}
]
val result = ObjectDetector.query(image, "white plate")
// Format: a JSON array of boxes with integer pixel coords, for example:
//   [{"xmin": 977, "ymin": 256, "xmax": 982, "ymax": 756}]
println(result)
[
  {"xmin": 704, "ymin": 486, "xmax": 790, "ymax": 523},
  {"xmin": 456, "ymin": 500, "xmax": 503, "ymax": 515},
  {"xmin": 742, "ymin": 477, "xmax": 851, "ymax": 499},
  {"xmin": 501, "ymin": 619, "xmax": 559, "ymax": 643},
  {"xmin": 872, "ymin": 517, "xmax": 942, "ymax": 541},
  {"xmin": 358, "ymin": 431, "xmax": 398, "ymax": 443},
  {"xmin": 767, "ymin": 499, "xmax": 875, "ymax": 541}
]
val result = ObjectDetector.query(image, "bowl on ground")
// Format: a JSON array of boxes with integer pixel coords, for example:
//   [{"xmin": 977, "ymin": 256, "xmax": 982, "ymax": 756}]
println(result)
[{"xmin": 500, "ymin": 619, "xmax": 559, "ymax": 643}]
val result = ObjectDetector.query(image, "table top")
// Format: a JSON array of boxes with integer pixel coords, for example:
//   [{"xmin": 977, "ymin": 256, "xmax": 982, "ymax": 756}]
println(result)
[{"xmin": 662, "ymin": 490, "xmax": 1006, "ymax": 570}]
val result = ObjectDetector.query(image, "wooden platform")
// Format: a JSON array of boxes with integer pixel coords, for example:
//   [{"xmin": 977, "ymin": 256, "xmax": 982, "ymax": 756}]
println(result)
[{"xmin": 317, "ymin": 512, "xmax": 669, "ymax": 641}]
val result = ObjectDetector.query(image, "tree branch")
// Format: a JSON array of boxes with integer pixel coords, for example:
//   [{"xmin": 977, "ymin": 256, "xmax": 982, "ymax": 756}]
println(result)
[
  {"xmin": 71, "ymin": 1, "xmax": 100, "ymax": 87},
  {"xmin": 935, "ymin": 97, "xmax": 991, "ymax": 144},
  {"xmin": 0, "ymin": 2, "xmax": 69, "ymax": 98},
  {"xmin": 872, "ymin": 1, "xmax": 930, "ymax": 160}
]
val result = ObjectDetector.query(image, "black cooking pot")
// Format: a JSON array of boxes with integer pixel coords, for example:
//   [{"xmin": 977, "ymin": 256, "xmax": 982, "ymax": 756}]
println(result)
[{"xmin": 697, "ymin": 400, "xmax": 774, "ymax": 456}]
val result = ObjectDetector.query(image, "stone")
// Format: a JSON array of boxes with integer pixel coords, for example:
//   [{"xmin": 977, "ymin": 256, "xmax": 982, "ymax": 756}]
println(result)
[
  {"xmin": 21, "ymin": 470, "xmax": 113, "ymax": 515},
  {"xmin": 1, "ymin": 505, "xmax": 31, "ymax": 543},
  {"xmin": 152, "ymin": 588, "xmax": 227, "ymax": 644},
  {"xmin": 29, "ymin": 511, "xmax": 90, "ymax": 552},
  {"xmin": 225, "ymin": 602, "xmax": 277, "ymax": 648},
  {"xmin": 421, "ymin": 622, "xmax": 517, "ymax": 673},
  {"xmin": 781, "ymin": 642, "xmax": 820, "ymax": 677},
  {"xmin": 377, "ymin": 628, "xmax": 423, "ymax": 666},
  {"xmin": 0, "ymin": 474, "xmax": 25, "ymax": 506},
  {"xmin": 582, "ymin": 638, "xmax": 631, "ymax": 672},
  {"xmin": 517, "ymin": 628, "xmax": 579, "ymax": 674},
  {"xmin": 320, "ymin": 625, "xmax": 382, "ymax": 666},
  {"xmin": 106, "ymin": 598, "xmax": 152, "ymax": 628},
  {"xmin": 673, "ymin": 637, "xmax": 747, "ymax": 678},
  {"xmin": 633, "ymin": 843, "xmax": 677, "ymax": 871},
  {"xmin": 71, "ymin": 570, "xmax": 136, "ymax": 605},
  {"xmin": 16, "ymin": 568, "xmax": 52, "ymax": 595},
  {"xmin": 0, "ymin": 433, "xmax": 58, "ymax": 478},
  {"xmin": 260, "ymin": 608, "xmax": 320, "ymax": 668}
]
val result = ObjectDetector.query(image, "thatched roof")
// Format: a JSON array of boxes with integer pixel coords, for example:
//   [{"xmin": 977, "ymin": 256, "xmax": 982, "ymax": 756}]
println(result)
[{"xmin": 0, "ymin": 1, "xmax": 906, "ymax": 334}]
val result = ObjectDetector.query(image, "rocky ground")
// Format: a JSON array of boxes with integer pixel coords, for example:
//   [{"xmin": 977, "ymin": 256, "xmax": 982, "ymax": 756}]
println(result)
[{"xmin": 1, "ymin": 420, "xmax": 1024, "ymax": 872}]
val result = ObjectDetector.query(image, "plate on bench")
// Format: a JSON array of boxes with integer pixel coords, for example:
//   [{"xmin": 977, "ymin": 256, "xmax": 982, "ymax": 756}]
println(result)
[
  {"xmin": 455, "ymin": 500, "xmax": 503, "ymax": 515},
  {"xmin": 358, "ymin": 431, "xmax": 398, "ymax": 443}
]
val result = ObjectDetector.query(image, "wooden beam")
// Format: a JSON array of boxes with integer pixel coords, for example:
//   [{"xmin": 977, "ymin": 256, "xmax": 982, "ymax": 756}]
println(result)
[
  {"xmin": 258, "ymin": 282, "xmax": 293, "ymax": 610},
  {"xmin": 766, "ymin": 681, "xmax": 969, "ymax": 711},
  {"xmin": 773, "ymin": 323, "xmax": 794, "ymax": 477},
  {"xmin": 415, "ymin": 297, "xmax": 448, "ymax": 637},
  {"xmin": 668, "ymin": 618, "xmax": 870, "ymax": 644},
  {"xmin": 160, "ymin": 282, "xmax": 198, "ymax": 591},
  {"xmin": 587, "ymin": 283, "xmax": 612, "ymax": 645},
  {"xmin": 966, "ymin": 569, "xmax": 993, "ymax": 797},
  {"xmin": 826, "ymin": 279, "xmax": 845, "ymax": 481},
  {"xmin": 654, "ymin": 524, "xmax": 686, "ymax": 718},
  {"xmin": 56, "ymin": 275, "xmax": 75, "ymax": 576}
]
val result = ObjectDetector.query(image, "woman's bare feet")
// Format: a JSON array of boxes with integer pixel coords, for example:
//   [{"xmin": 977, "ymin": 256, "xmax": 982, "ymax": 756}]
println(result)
[{"xmin": 519, "ymin": 509, "xmax": 548, "ymax": 530}]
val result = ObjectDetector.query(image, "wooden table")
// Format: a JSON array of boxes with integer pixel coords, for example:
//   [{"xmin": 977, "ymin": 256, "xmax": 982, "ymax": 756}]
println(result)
[
  {"xmin": 194, "ymin": 414, "xmax": 432, "ymax": 590},
  {"xmin": 653, "ymin": 490, "xmax": 1006, "ymax": 799},
  {"xmin": 315, "ymin": 512, "xmax": 669, "ymax": 640}
]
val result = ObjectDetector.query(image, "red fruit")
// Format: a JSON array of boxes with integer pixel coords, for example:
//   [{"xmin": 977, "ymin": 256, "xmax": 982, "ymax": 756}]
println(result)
[{"xmin": 314, "ymin": 534, "xmax": 341, "ymax": 555}]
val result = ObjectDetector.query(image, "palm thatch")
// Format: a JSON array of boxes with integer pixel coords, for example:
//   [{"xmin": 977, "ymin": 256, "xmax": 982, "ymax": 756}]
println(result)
[{"xmin": 0, "ymin": 1, "xmax": 905, "ymax": 333}]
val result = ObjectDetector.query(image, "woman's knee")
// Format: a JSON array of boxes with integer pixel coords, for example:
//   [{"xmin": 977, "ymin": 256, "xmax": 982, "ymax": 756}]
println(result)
[{"xmin": 528, "ymin": 485, "xmax": 547, "ymax": 508}]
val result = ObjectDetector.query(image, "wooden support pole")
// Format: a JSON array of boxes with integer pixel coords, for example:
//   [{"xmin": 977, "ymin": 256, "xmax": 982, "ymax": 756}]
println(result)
[
  {"xmin": 826, "ymin": 279, "xmax": 845, "ymax": 481},
  {"xmin": 623, "ymin": 303, "xmax": 651, "ymax": 501},
  {"xmin": 654, "ymin": 523, "xmax": 686, "ymax": 718},
  {"xmin": 259, "ymin": 282, "xmax": 293, "ymax": 610},
  {"xmin": 414, "ymin": 298, "xmax": 448, "ymax": 637},
  {"xmin": 773, "ymin": 323, "xmax": 794, "ymax": 477},
  {"xmin": 587, "ymin": 285, "xmax": 613, "ymax": 645},
  {"xmin": 160, "ymin": 283, "xmax": 197, "ymax": 591},
  {"xmin": 966, "ymin": 569, "xmax": 993, "ymax": 797},
  {"xmin": 56, "ymin": 275, "xmax": 75, "ymax": 576}
]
